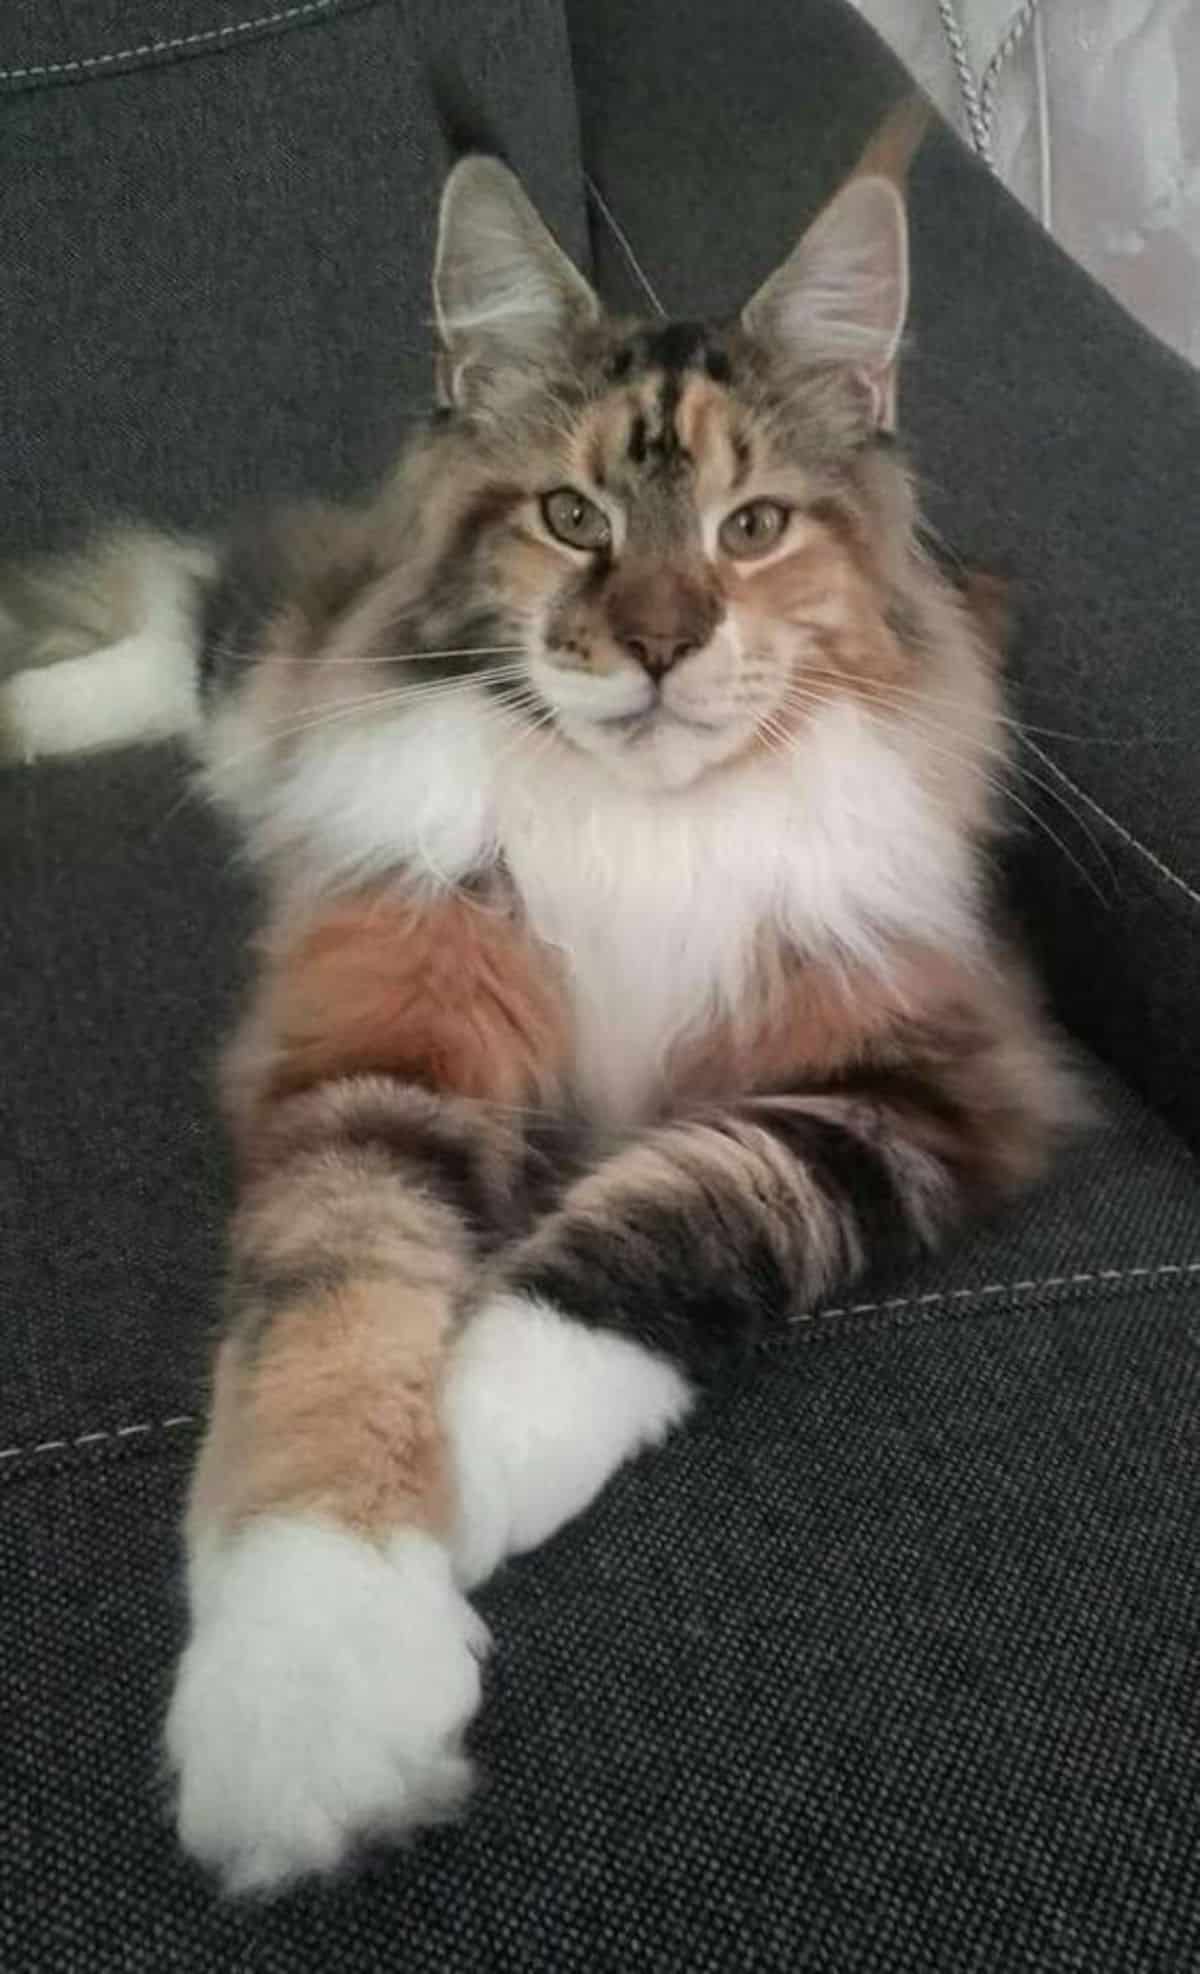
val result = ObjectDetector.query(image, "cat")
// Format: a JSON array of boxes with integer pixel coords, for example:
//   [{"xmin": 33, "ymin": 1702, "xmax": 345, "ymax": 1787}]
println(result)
[{"xmin": 2, "ymin": 143, "xmax": 1078, "ymax": 1894}]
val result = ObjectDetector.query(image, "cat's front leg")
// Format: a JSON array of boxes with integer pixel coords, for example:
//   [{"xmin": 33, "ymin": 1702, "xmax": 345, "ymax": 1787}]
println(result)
[
  {"xmin": 446, "ymin": 1284, "xmax": 695, "ymax": 1590},
  {"xmin": 445, "ymin": 1056, "xmax": 1056, "ymax": 1590},
  {"xmin": 165, "ymin": 1086, "xmax": 491, "ymax": 1894},
  {"xmin": 166, "ymin": 888, "xmax": 569, "ymax": 1893}
]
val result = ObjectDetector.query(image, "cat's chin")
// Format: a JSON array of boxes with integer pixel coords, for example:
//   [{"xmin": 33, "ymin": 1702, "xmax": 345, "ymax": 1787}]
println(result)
[{"xmin": 556, "ymin": 709, "xmax": 752, "ymax": 794}]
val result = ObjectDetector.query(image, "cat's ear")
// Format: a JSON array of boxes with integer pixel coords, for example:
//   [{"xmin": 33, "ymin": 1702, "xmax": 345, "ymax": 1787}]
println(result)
[
  {"xmin": 434, "ymin": 158, "xmax": 600, "ymax": 406},
  {"xmin": 741, "ymin": 175, "xmax": 909, "ymax": 430}
]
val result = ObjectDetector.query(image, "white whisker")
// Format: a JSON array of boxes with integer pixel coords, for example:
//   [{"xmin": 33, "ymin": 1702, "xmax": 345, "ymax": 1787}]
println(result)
[
  {"xmin": 310, "ymin": 644, "xmax": 526, "ymax": 668},
  {"xmin": 260, "ymin": 671, "xmax": 527, "ymax": 735},
  {"xmin": 850, "ymin": 686, "xmax": 1119, "ymax": 892},
  {"xmin": 847, "ymin": 673, "xmax": 1155, "ymax": 747},
  {"xmin": 777, "ymin": 681, "xmax": 1113, "ymax": 905},
  {"xmin": 490, "ymin": 703, "xmax": 559, "ymax": 773},
  {"xmin": 207, "ymin": 678, "xmax": 509, "ymax": 778}
]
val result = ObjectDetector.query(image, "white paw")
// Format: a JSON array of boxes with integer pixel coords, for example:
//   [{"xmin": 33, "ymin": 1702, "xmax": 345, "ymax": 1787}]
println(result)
[
  {"xmin": 165, "ymin": 1517, "xmax": 488, "ymax": 1894},
  {"xmin": 444, "ymin": 1291, "xmax": 693, "ymax": 1591}
]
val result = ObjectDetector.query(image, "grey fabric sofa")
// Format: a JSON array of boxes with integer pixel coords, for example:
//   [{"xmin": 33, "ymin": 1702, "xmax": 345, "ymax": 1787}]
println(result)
[{"xmin": 4, "ymin": 2, "xmax": 1200, "ymax": 1967}]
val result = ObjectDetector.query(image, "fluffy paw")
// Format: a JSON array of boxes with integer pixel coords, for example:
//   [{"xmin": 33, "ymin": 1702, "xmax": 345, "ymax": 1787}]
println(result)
[
  {"xmin": 445, "ymin": 1291, "xmax": 693, "ymax": 1590},
  {"xmin": 165, "ymin": 1517, "xmax": 488, "ymax": 1894}
]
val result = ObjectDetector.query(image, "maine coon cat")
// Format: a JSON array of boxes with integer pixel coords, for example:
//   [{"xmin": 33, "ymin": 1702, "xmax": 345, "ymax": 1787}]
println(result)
[{"xmin": 1, "ymin": 141, "xmax": 1076, "ymax": 1894}]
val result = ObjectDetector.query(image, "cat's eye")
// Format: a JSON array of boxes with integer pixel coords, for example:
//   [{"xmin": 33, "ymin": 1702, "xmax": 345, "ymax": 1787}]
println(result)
[
  {"xmin": 541, "ymin": 488, "xmax": 612, "ymax": 552},
  {"xmin": 718, "ymin": 499, "xmax": 790, "ymax": 560}
]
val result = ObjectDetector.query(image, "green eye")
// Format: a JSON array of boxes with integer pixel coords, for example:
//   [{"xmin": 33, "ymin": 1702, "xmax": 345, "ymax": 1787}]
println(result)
[
  {"xmin": 541, "ymin": 487, "xmax": 611, "ymax": 552},
  {"xmin": 718, "ymin": 499, "xmax": 790, "ymax": 560}
]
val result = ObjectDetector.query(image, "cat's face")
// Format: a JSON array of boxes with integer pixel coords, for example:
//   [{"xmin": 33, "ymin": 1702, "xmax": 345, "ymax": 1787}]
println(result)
[
  {"xmin": 482, "ymin": 324, "xmax": 910, "ymax": 791},
  {"xmin": 430, "ymin": 161, "xmax": 913, "ymax": 793}
]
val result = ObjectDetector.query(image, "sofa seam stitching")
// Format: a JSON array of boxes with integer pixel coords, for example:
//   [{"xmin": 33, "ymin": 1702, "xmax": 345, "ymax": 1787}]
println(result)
[
  {"xmin": 0, "ymin": 0, "xmax": 340, "ymax": 83},
  {"xmin": 0, "ymin": 1413, "xmax": 197, "ymax": 1464},
  {"xmin": 3, "ymin": 1258, "xmax": 1199, "ymax": 1465},
  {"xmin": 797, "ymin": 1257, "xmax": 1200, "ymax": 1327}
]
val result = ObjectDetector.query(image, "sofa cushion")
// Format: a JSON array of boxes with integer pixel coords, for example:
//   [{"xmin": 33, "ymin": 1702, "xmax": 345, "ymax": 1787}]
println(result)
[{"xmin": 4, "ymin": 743, "xmax": 1200, "ymax": 1971}]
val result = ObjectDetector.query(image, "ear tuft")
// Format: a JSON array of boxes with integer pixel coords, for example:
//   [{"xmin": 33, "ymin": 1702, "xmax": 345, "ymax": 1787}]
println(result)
[
  {"xmin": 434, "ymin": 159, "xmax": 599, "ymax": 404},
  {"xmin": 742, "ymin": 175, "xmax": 909, "ymax": 429}
]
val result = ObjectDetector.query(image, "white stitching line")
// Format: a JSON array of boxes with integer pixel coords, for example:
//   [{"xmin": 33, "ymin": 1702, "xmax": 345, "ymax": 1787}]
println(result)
[
  {"xmin": 4, "ymin": 1256, "xmax": 1199, "ymax": 1459},
  {"xmin": 1024, "ymin": 736, "xmax": 1200, "ymax": 913},
  {"xmin": 0, "ymin": 1, "xmax": 339, "ymax": 83},
  {"xmin": 0, "ymin": 1413, "xmax": 196, "ymax": 1464},
  {"xmin": 584, "ymin": 174, "xmax": 667, "ymax": 318},
  {"xmin": 794, "ymin": 1258, "xmax": 1200, "ymax": 1326}
]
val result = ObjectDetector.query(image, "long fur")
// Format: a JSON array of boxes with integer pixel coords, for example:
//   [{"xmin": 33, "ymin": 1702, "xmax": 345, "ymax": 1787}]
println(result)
[
  {"xmin": 0, "ymin": 528, "xmax": 210, "ymax": 760},
  {"xmin": 3, "ymin": 140, "xmax": 1081, "ymax": 1892}
]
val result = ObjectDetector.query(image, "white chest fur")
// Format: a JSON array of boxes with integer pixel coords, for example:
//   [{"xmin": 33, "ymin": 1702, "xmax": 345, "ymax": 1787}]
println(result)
[
  {"xmin": 497, "ymin": 749, "xmax": 809, "ymax": 1122},
  {"xmin": 496, "ymin": 715, "xmax": 974, "ymax": 1123},
  {"xmin": 250, "ymin": 691, "xmax": 978, "ymax": 1126}
]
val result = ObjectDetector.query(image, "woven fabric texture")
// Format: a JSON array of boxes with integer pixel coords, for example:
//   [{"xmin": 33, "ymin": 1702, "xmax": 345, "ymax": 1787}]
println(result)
[{"xmin": 4, "ymin": 1, "xmax": 1200, "ymax": 1966}]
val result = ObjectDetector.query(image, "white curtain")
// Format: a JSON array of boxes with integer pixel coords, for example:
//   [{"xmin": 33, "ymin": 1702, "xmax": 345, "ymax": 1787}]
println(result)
[{"xmin": 849, "ymin": 0, "xmax": 1200, "ymax": 368}]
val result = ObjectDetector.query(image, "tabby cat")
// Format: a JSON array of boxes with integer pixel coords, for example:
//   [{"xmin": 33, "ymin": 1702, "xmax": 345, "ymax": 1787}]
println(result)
[{"xmin": 2, "ymin": 147, "xmax": 1076, "ymax": 1893}]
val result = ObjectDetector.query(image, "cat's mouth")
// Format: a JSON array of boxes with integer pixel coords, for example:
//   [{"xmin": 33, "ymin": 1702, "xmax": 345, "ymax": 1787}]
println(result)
[
  {"xmin": 593, "ymin": 704, "xmax": 723, "ymax": 737},
  {"xmin": 527, "ymin": 650, "xmax": 759, "ymax": 787},
  {"xmin": 554, "ymin": 696, "xmax": 762, "ymax": 792}
]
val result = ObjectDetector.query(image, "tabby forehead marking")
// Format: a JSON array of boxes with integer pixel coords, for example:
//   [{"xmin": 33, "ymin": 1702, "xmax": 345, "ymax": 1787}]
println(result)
[
  {"xmin": 591, "ymin": 321, "xmax": 742, "ymax": 489},
  {"xmin": 585, "ymin": 375, "xmax": 746, "ymax": 509},
  {"xmin": 605, "ymin": 321, "xmax": 735, "ymax": 386}
]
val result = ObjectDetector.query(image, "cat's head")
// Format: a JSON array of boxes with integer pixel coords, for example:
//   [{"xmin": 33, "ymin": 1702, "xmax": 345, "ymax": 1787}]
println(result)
[{"xmin": 425, "ymin": 153, "xmax": 915, "ymax": 793}]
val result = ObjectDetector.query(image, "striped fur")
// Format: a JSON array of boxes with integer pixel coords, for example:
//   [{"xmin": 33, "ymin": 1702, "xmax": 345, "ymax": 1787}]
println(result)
[
  {"xmin": 196, "ymin": 886, "xmax": 573, "ymax": 1536},
  {"xmin": 502, "ymin": 1046, "xmax": 1057, "ymax": 1378},
  {"xmin": 1, "ymin": 140, "xmax": 1080, "ymax": 1888}
]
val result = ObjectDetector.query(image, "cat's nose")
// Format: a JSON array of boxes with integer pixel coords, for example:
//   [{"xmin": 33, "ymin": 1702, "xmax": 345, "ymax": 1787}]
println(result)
[
  {"xmin": 605, "ymin": 566, "xmax": 720, "ymax": 680},
  {"xmin": 618, "ymin": 631, "xmax": 699, "ymax": 679}
]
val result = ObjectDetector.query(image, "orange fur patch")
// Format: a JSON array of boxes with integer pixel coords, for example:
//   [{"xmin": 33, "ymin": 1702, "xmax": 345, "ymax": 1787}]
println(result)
[
  {"xmin": 673, "ymin": 938, "xmax": 1078, "ymax": 1194},
  {"xmin": 239, "ymin": 888, "xmax": 568, "ymax": 1126},
  {"xmin": 675, "ymin": 377, "xmax": 736, "ymax": 483},
  {"xmin": 733, "ymin": 519, "xmax": 913, "ymax": 712},
  {"xmin": 196, "ymin": 886, "xmax": 533, "ymax": 1544},
  {"xmin": 671, "ymin": 946, "xmax": 916, "ymax": 1099},
  {"xmin": 194, "ymin": 1277, "xmax": 454, "ymax": 1538}
]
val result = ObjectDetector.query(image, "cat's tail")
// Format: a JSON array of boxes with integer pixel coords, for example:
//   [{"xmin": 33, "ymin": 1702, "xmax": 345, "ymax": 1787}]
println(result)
[{"xmin": 0, "ymin": 527, "xmax": 216, "ymax": 764}]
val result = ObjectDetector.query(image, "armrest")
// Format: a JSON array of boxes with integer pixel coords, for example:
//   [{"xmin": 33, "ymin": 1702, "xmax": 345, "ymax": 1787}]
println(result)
[{"xmin": 567, "ymin": 0, "xmax": 1200, "ymax": 1147}]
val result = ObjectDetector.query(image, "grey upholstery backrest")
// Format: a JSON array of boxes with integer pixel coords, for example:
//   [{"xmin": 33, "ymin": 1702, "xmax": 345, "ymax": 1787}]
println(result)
[{"xmin": 0, "ymin": 0, "xmax": 587, "ymax": 557}]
